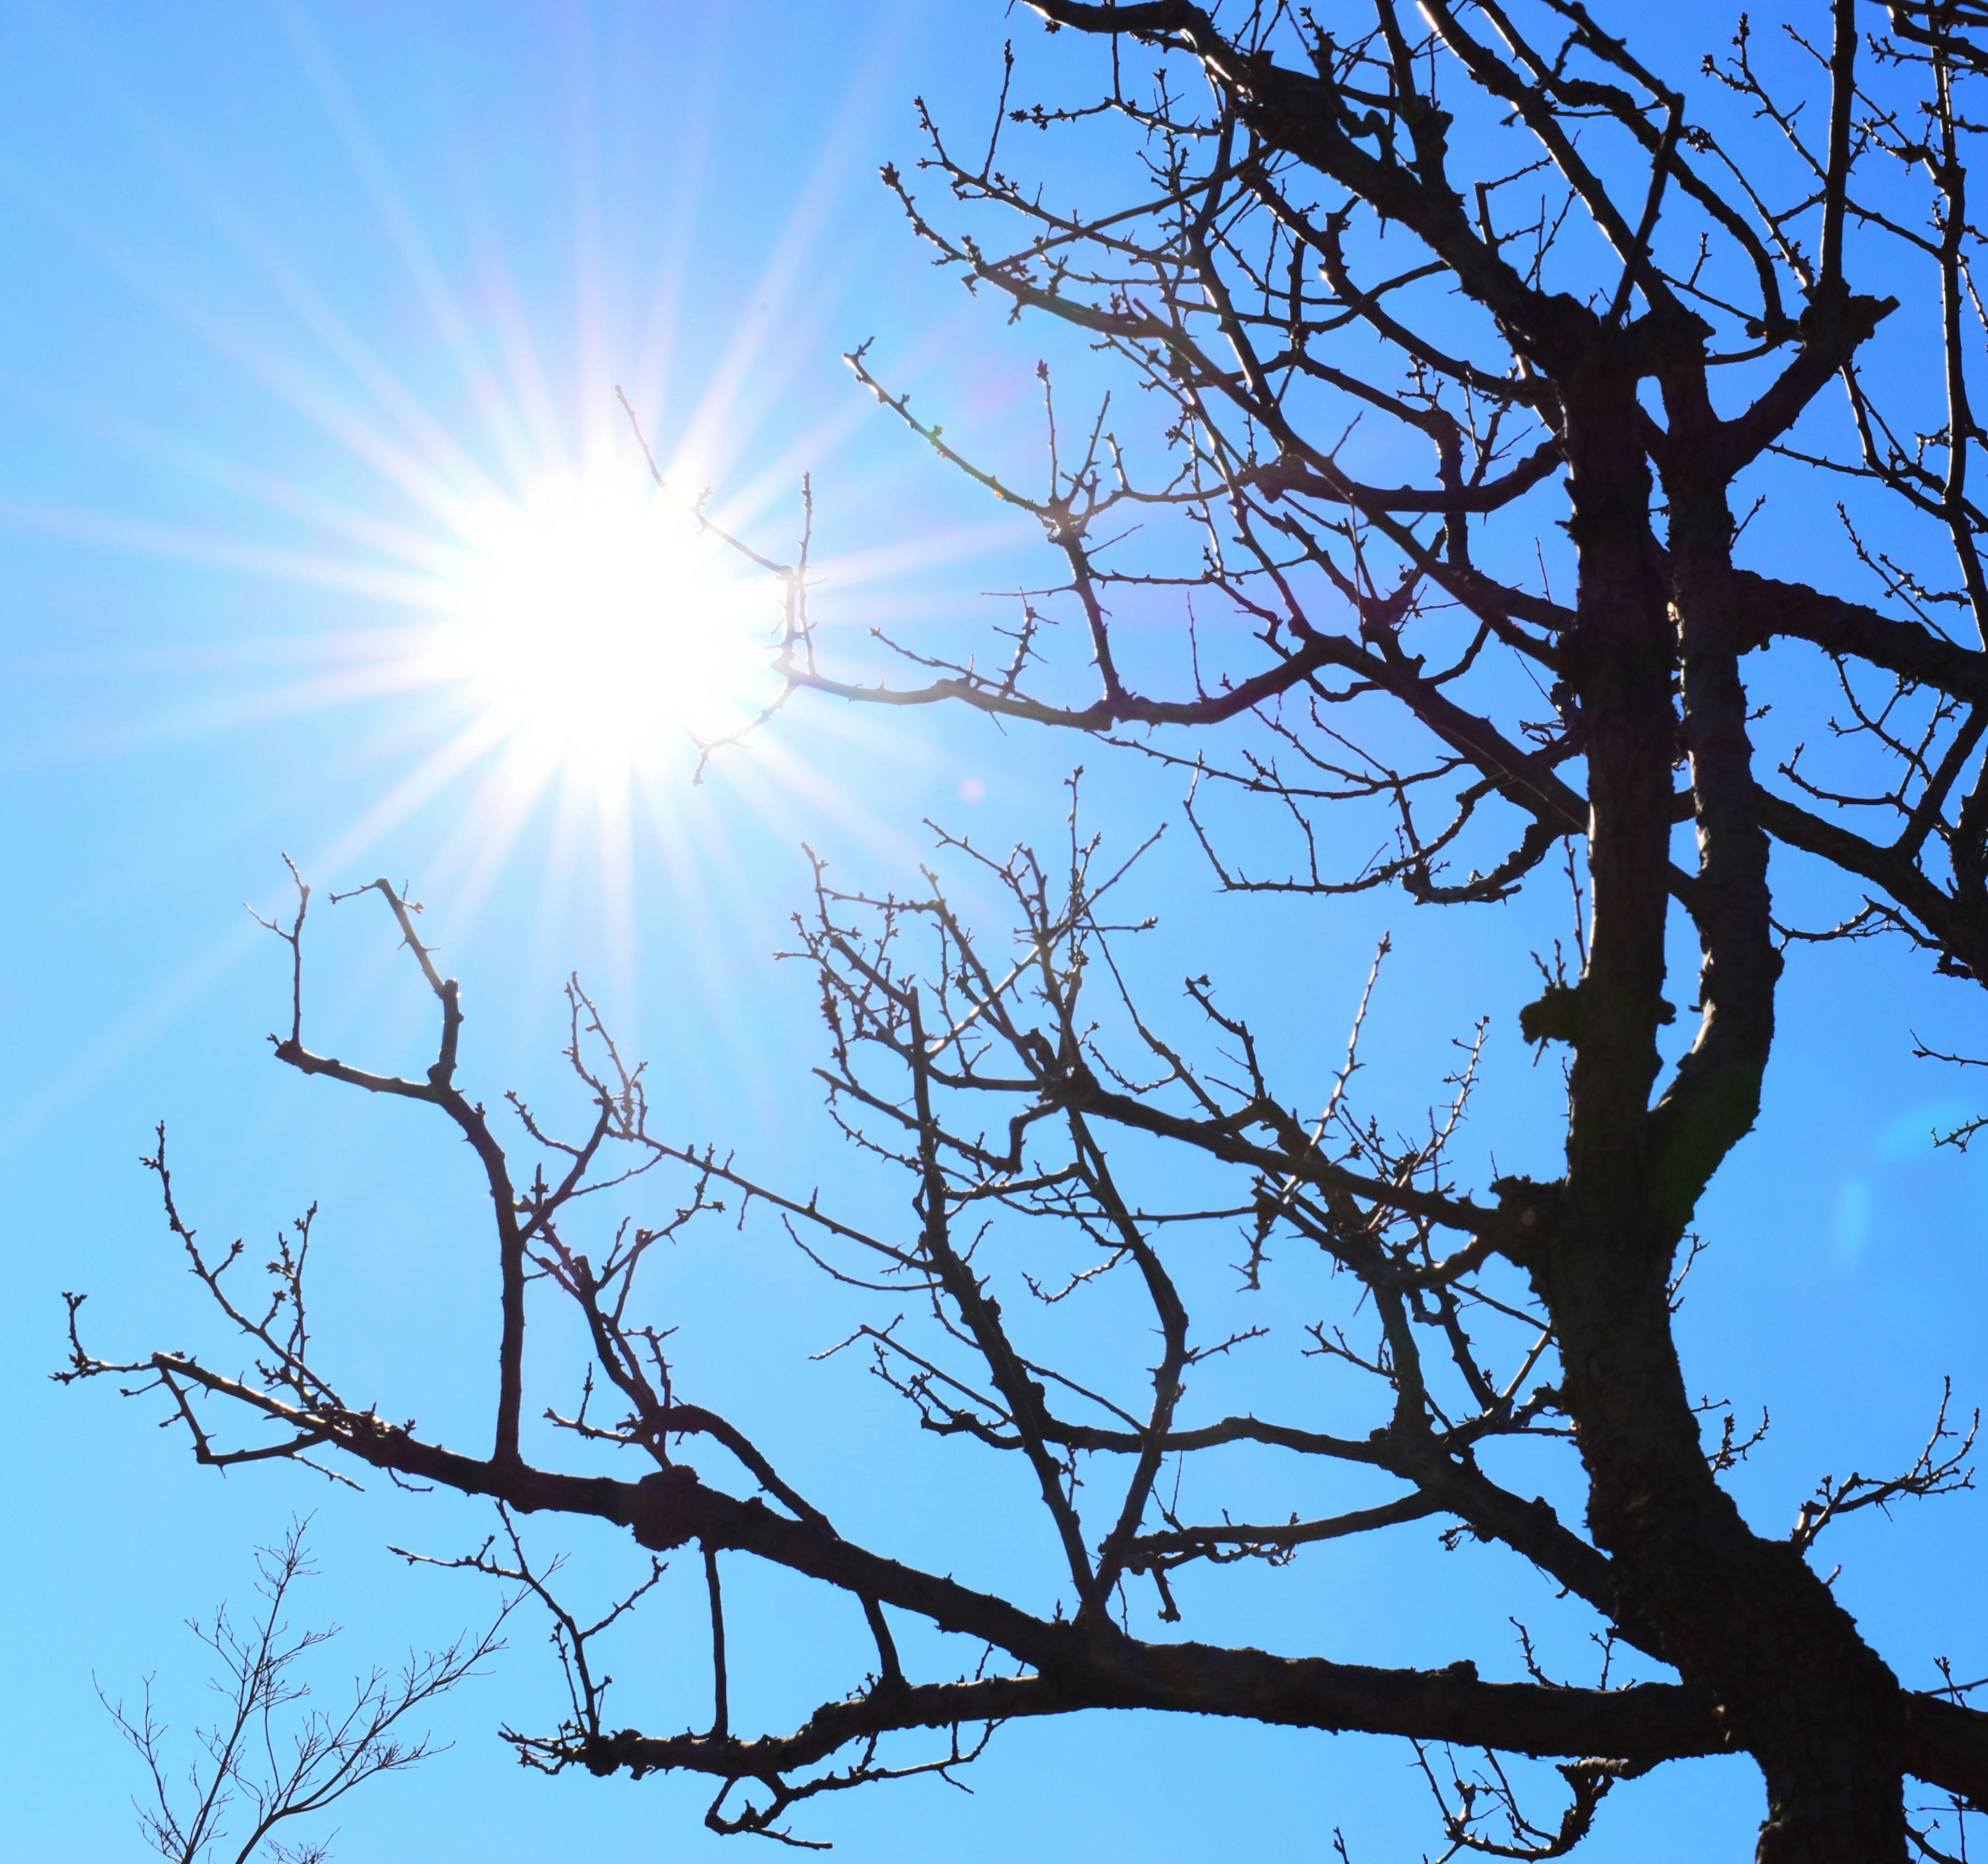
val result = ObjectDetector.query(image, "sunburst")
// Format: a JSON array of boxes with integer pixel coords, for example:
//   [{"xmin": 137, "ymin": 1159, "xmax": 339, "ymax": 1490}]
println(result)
[{"xmin": 421, "ymin": 471, "xmax": 773, "ymax": 788}]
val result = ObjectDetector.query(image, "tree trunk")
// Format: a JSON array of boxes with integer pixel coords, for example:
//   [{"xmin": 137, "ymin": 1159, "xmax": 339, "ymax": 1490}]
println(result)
[
  {"xmin": 1557, "ymin": 373, "xmax": 1909, "ymax": 1859},
  {"xmin": 1547, "ymin": 1256, "xmax": 1907, "ymax": 1862}
]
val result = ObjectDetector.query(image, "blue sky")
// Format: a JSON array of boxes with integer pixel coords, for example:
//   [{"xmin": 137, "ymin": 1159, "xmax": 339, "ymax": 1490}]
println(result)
[{"xmin": 3, "ymin": 3, "xmax": 1987, "ymax": 1858}]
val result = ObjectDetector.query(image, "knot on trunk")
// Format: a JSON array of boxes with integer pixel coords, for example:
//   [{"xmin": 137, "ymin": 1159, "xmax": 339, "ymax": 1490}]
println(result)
[
  {"xmin": 632, "ymin": 1463, "xmax": 703, "ymax": 1551},
  {"xmin": 1519, "ymin": 980, "xmax": 1585, "ymax": 1046}
]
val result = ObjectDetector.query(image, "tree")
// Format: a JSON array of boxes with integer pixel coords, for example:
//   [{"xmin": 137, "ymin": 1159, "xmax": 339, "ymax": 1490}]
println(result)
[
  {"xmin": 100, "ymin": 1520, "xmax": 502, "ymax": 1864},
  {"xmin": 53, "ymin": 2, "xmax": 1988, "ymax": 1857}
]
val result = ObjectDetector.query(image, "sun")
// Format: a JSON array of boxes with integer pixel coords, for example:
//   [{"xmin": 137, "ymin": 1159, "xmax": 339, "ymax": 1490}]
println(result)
[{"xmin": 427, "ymin": 473, "xmax": 776, "ymax": 784}]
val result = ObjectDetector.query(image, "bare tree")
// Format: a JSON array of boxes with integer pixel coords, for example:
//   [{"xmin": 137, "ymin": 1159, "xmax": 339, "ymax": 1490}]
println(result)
[
  {"xmin": 100, "ymin": 1520, "xmax": 504, "ymax": 1864},
  {"xmin": 56, "ymin": 2, "xmax": 1988, "ymax": 1858}
]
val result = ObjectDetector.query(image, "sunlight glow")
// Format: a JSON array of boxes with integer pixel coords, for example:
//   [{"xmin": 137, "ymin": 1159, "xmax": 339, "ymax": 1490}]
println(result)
[
  {"xmin": 15, "ymin": 23, "xmax": 1010, "ymax": 1018},
  {"xmin": 426, "ymin": 476, "xmax": 773, "ymax": 784}
]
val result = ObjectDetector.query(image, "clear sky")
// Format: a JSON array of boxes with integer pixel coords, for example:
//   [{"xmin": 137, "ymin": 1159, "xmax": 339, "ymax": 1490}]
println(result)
[{"xmin": 3, "ymin": 4, "xmax": 1985, "ymax": 1859}]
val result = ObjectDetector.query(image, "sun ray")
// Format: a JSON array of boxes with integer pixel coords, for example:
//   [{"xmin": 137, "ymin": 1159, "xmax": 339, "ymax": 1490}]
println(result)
[
  {"xmin": 304, "ymin": 712, "xmax": 517, "ymax": 879},
  {"xmin": 0, "ymin": 492, "xmax": 442, "ymax": 608},
  {"xmin": 277, "ymin": 0, "xmax": 566, "ymax": 493}
]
